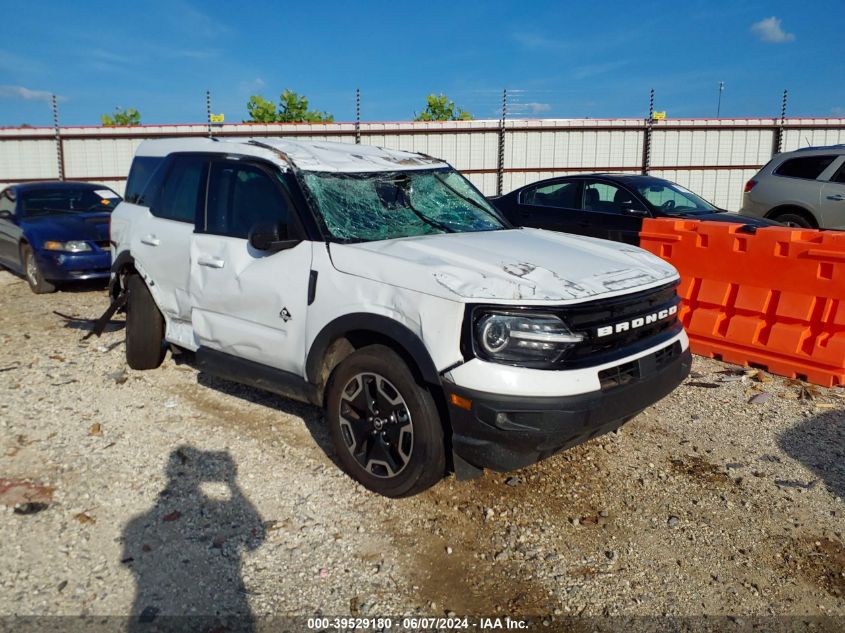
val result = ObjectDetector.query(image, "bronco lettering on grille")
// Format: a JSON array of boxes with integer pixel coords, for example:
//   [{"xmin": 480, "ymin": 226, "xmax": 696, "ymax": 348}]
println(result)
[{"xmin": 595, "ymin": 305, "xmax": 678, "ymax": 338}]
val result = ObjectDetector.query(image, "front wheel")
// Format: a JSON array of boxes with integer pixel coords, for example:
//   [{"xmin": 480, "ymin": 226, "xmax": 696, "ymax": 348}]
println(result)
[
  {"xmin": 125, "ymin": 274, "xmax": 166, "ymax": 370},
  {"xmin": 21, "ymin": 244, "xmax": 55, "ymax": 294},
  {"xmin": 326, "ymin": 345, "xmax": 446, "ymax": 497}
]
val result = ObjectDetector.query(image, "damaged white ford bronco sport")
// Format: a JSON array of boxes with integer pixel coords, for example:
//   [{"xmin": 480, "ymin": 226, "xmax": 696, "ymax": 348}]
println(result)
[{"xmin": 103, "ymin": 138, "xmax": 691, "ymax": 497}]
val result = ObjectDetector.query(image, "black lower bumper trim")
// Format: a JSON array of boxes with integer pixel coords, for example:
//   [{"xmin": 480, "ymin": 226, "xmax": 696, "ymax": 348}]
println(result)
[{"xmin": 445, "ymin": 342, "xmax": 691, "ymax": 472}]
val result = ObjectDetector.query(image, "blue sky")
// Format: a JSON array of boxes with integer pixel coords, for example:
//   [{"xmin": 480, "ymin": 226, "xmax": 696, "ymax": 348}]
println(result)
[{"xmin": 0, "ymin": 0, "xmax": 841, "ymax": 127}]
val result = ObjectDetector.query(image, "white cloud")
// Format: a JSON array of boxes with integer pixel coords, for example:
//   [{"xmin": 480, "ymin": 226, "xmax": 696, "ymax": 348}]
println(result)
[
  {"xmin": 239, "ymin": 77, "xmax": 266, "ymax": 93},
  {"xmin": 0, "ymin": 85, "xmax": 59, "ymax": 103},
  {"xmin": 524, "ymin": 102, "xmax": 551, "ymax": 114},
  {"xmin": 751, "ymin": 16, "xmax": 795, "ymax": 43},
  {"xmin": 572, "ymin": 60, "xmax": 630, "ymax": 80}
]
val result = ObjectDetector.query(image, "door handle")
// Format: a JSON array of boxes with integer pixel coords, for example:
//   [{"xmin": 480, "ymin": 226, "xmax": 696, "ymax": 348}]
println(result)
[
  {"xmin": 140, "ymin": 235, "xmax": 160, "ymax": 246},
  {"xmin": 826, "ymin": 194, "xmax": 845, "ymax": 201},
  {"xmin": 197, "ymin": 256, "xmax": 225, "ymax": 269}
]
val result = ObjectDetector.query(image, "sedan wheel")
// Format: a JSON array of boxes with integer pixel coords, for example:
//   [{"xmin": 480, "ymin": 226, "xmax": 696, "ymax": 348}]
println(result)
[{"xmin": 21, "ymin": 245, "xmax": 55, "ymax": 294}]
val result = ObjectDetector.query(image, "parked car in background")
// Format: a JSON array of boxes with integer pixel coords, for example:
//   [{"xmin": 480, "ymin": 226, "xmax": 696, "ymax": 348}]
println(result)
[
  {"xmin": 741, "ymin": 145, "xmax": 845, "ymax": 228},
  {"xmin": 0, "ymin": 181, "xmax": 119, "ymax": 293},
  {"xmin": 491, "ymin": 174, "xmax": 778, "ymax": 245},
  {"xmin": 104, "ymin": 137, "xmax": 691, "ymax": 497}
]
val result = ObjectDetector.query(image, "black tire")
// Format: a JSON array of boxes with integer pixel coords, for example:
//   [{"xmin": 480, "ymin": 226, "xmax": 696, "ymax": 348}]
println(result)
[
  {"xmin": 771, "ymin": 210, "xmax": 815, "ymax": 228},
  {"xmin": 325, "ymin": 344, "xmax": 446, "ymax": 497},
  {"xmin": 21, "ymin": 244, "xmax": 56, "ymax": 294},
  {"xmin": 125, "ymin": 274, "xmax": 166, "ymax": 370}
]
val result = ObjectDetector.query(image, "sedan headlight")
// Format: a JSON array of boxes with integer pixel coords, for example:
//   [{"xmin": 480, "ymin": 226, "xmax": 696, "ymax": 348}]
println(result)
[
  {"xmin": 43, "ymin": 240, "xmax": 92, "ymax": 253},
  {"xmin": 473, "ymin": 311, "xmax": 584, "ymax": 366}
]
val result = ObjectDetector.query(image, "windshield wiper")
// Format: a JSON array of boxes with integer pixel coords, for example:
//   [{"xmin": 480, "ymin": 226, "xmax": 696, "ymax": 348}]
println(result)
[{"xmin": 433, "ymin": 174, "xmax": 506, "ymax": 226}]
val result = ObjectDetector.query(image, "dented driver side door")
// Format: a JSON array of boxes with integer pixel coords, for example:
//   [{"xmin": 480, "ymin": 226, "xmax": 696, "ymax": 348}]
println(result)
[{"xmin": 189, "ymin": 158, "xmax": 313, "ymax": 375}]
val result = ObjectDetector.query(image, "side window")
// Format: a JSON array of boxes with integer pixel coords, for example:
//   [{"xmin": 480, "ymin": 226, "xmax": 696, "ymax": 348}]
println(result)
[
  {"xmin": 831, "ymin": 161, "xmax": 845, "ymax": 184},
  {"xmin": 521, "ymin": 181, "xmax": 580, "ymax": 209},
  {"xmin": 204, "ymin": 161, "xmax": 289, "ymax": 239},
  {"xmin": 153, "ymin": 156, "xmax": 207, "ymax": 223},
  {"xmin": 774, "ymin": 155, "xmax": 836, "ymax": 180},
  {"xmin": 582, "ymin": 181, "xmax": 643, "ymax": 214},
  {"xmin": 125, "ymin": 157, "xmax": 164, "ymax": 204}
]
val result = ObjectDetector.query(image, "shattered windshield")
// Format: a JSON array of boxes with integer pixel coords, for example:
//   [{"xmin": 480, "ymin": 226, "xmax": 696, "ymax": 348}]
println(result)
[{"xmin": 301, "ymin": 169, "xmax": 507, "ymax": 242}]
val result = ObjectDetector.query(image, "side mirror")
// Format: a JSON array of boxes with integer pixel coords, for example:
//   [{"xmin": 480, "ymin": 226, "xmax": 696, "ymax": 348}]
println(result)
[
  {"xmin": 248, "ymin": 221, "xmax": 299, "ymax": 253},
  {"xmin": 623, "ymin": 206, "xmax": 649, "ymax": 218}
]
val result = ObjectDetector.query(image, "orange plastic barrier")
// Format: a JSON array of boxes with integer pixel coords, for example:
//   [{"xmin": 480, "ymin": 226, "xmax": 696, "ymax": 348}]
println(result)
[{"xmin": 639, "ymin": 218, "xmax": 845, "ymax": 387}]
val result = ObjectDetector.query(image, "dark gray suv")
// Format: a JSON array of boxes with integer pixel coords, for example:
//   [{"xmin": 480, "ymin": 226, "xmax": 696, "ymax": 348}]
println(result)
[{"xmin": 741, "ymin": 145, "xmax": 845, "ymax": 228}]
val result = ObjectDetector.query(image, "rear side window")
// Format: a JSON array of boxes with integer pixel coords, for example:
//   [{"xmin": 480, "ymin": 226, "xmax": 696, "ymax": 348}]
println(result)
[
  {"xmin": 153, "ymin": 156, "xmax": 207, "ymax": 223},
  {"xmin": 521, "ymin": 181, "xmax": 581, "ymax": 209},
  {"xmin": 774, "ymin": 155, "xmax": 836, "ymax": 180},
  {"xmin": 125, "ymin": 157, "xmax": 164, "ymax": 204},
  {"xmin": 204, "ymin": 161, "xmax": 289, "ymax": 238}
]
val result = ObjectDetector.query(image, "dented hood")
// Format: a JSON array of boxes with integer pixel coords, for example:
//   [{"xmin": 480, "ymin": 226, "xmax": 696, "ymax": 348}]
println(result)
[{"xmin": 329, "ymin": 227, "xmax": 679, "ymax": 304}]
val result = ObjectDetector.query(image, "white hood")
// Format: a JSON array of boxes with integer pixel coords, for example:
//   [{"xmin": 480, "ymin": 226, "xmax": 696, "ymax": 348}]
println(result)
[{"xmin": 328, "ymin": 228, "xmax": 679, "ymax": 304}]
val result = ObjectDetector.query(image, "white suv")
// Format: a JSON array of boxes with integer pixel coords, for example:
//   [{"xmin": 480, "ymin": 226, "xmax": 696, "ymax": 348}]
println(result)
[{"xmin": 104, "ymin": 138, "xmax": 691, "ymax": 497}]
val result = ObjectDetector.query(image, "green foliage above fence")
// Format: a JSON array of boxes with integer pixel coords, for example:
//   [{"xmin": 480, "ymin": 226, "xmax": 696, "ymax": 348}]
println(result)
[
  {"xmin": 414, "ymin": 94, "xmax": 473, "ymax": 121},
  {"xmin": 246, "ymin": 90, "xmax": 334, "ymax": 123},
  {"xmin": 101, "ymin": 107, "xmax": 141, "ymax": 126}
]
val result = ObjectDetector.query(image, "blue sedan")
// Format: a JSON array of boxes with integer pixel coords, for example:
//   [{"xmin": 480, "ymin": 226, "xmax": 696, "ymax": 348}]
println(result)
[{"xmin": 0, "ymin": 181, "xmax": 119, "ymax": 293}]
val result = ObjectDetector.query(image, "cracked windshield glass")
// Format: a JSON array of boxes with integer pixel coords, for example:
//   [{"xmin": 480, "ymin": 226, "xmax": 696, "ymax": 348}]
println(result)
[{"xmin": 302, "ymin": 169, "xmax": 506, "ymax": 242}]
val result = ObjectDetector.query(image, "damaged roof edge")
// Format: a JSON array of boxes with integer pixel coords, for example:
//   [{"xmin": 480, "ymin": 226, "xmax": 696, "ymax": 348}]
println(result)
[{"xmin": 134, "ymin": 137, "xmax": 450, "ymax": 174}]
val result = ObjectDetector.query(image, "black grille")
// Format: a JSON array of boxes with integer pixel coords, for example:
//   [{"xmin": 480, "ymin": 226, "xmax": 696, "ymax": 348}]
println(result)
[
  {"xmin": 462, "ymin": 281, "xmax": 683, "ymax": 370},
  {"xmin": 598, "ymin": 359, "xmax": 640, "ymax": 390},
  {"xmin": 598, "ymin": 341, "xmax": 682, "ymax": 391},
  {"xmin": 654, "ymin": 341, "xmax": 681, "ymax": 368},
  {"xmin": 558, "ymin": 281, "xmax": 681, "ymax": 368}
]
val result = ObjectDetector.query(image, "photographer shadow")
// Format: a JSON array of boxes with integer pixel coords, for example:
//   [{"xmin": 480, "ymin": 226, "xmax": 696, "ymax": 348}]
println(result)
[
  {"xmin": 778, "ymin": 409, "xmax": 845, "ymax": 500},
  {"xmin": 121, "ymin": 446, "xmax": 265, "ymax": 633}
]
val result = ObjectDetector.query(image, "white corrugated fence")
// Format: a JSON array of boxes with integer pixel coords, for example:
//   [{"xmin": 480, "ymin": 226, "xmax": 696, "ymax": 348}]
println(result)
[{"xmin": 2, "ymin": 117, "xmax": 844, "ymax": 210}]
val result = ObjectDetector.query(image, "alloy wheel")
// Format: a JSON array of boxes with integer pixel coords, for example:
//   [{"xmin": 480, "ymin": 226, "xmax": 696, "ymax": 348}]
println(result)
[
  {"xmin": 25, "ymin": 252, "xmax": 38, "ymax": 286},
  {"xmin": 338, "ymin": 372, "xmax": 414, "ymax": 478}
]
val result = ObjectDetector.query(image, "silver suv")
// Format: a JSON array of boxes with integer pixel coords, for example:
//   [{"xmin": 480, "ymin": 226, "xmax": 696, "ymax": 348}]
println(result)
[{"xmin": 741, "ymin": 145, "xmax": 845, "ymax": 228}]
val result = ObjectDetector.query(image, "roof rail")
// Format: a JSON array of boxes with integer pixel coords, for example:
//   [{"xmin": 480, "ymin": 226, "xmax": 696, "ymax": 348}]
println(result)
[{"xmin": 794, "ymin": 144, "xmax": 845, "ymax": 152}]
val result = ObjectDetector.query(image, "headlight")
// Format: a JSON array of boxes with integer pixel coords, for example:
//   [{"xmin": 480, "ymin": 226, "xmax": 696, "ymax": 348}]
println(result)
[
  {"xmin": 473, "ymin": 311, "xmax": 584, "ymax": 366},
  {"xmin": 43, "ymin": 240, "xmax": 92, "ymax": 253}
]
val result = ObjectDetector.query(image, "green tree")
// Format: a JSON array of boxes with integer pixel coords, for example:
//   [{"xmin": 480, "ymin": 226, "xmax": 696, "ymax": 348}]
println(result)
[
  {"xmin": 101, "ymin": 107, "xmax": 141, "ymax": 126},
  {"xmin": 414, "ymin": 94, "xmax": 473, "ymax": 121},
  {"xmin": 245, "ymin": 90, "xmax": 334, "ymax": 123}
]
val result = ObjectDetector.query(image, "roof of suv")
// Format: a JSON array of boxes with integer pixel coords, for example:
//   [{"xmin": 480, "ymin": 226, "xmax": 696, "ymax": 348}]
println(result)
[
  {"xmin": 134, "ymin": 137, "xmax": 449, "ymax": 173},
  {"xmin": 787, "ymin": 144, "xmax": 845, "ymax": 155}
]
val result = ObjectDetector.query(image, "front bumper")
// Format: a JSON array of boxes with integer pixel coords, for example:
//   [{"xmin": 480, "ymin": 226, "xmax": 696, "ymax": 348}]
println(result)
[
  {"xmin": 444, "ymin": 341, "xmax": 692, "ymax": 472},
  {"xmin": 36, "ymin": 249, "xmax": 111, "ymax": 282}
]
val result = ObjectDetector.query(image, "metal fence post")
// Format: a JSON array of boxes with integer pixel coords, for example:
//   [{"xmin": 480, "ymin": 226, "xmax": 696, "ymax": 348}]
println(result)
[
  {"xmin": 52, "ymin": 94, "xmax": 64, "ymax": 181},
  {"xmin": 775, "ymin": 89, "xmax": 788, "ymax": 154},
  {"xmin": 206, "ymin": 90, "xmax": 212, "ymax": 139},
  {"xmin": 641, "ymin": 89, "xmax": 654, "ymax": 175},
  {"xmin": 355, "ymin": 88, "xmax": 361, "ymax": 145},
  {"xmin": 496, "ymin": 88, "xmax": 507, "ymax": 196}
]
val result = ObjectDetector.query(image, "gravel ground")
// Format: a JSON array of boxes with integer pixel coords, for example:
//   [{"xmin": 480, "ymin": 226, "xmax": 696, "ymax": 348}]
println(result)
[{"xmin": 1, "ymin": 269, "xmax": 843, "ymax": 626}]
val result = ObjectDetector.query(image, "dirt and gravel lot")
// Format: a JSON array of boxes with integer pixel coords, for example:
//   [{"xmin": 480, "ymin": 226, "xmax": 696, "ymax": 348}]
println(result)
[{"xmin": 1, "ymin": 269, "xmax": 843, "ymax": 628}]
